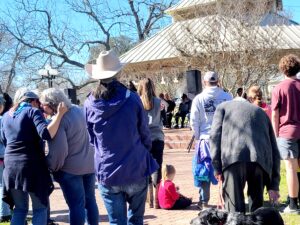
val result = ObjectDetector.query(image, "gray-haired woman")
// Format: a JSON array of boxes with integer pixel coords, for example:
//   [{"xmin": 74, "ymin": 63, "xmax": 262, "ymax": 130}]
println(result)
[
  {"xmin": 1, "ymin": 88, "xmax": 67, "ymax": 225},
  {"xmin": 40, "ymin": 88, "xmax": 99, "ymax": 225}
]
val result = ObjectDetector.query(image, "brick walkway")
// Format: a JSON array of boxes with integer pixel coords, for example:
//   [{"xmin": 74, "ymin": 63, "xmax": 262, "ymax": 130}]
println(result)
[{"xmin": 48, "ymin": 129, "xmax": 219, "ymax": 224}]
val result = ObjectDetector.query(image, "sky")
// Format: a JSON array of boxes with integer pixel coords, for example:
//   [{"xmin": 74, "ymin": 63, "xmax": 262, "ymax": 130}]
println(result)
[
  {"xmin": 282, "ymin": 0, "xmax": 300, "ymax": 22},
  {"xmin": 0, "ymin": 0, "xmax": 299, "ymax": 25}
]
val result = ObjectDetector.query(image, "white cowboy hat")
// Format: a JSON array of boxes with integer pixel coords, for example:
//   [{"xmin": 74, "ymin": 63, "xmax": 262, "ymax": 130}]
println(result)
[{"xmin": 85, "ymin": 50, "xmax": 126, "ymax": 80}]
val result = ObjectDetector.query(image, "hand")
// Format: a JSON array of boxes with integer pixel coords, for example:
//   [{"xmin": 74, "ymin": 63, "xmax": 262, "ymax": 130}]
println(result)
[
  {"xmin": 57, "ymin": 102, "xmax": 68, "ymax": 116},
  {"xmin": 215, "ymin": 173, "xmax": 223, "ymax": 182},
  {"xmin": 268, "ymin": 190, "xmax": 280, "ymax": 205}
]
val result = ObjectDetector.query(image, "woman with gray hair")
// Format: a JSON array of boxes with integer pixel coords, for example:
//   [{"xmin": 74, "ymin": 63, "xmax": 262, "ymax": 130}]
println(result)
[
  {"xmin": 40, "ymin": 88, "xmax": 99, "ymax": 225},
  {"xmin": 0, "ymin": 88, "xmax": 67, "ymax": 225}
]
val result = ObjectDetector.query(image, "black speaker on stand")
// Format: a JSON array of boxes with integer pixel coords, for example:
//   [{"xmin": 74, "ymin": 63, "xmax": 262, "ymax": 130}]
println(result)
[
  {"xmin": 64, "ymin": 88, "xmax": 77, "ymax": 104},
  {"xmin": 186, "ymin": 70, "xmax": 202, "ymax": 96}
]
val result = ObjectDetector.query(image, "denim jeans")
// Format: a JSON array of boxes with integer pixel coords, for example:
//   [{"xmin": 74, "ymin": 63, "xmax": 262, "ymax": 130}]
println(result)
[
  {"xmin": 99, "ymin": 178, "xmax": 148, "ymax": 225},
  {"xmin": 199, "ymin": 181, "xmax": 210, "ymax": 204},
  {"xmin": 0, "ymin": 162, "xmax": 11, "ymax": 217},
  {"xmin": 10, "ymin": 189, "xmax": 47, "ymax": 225},
  {"xmin": 53, "ymin": 171, "xmax": 99, "ymax": 225}
]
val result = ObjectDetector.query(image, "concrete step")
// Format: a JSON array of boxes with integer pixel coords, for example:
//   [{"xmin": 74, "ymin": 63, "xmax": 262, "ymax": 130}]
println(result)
[
  {"xmin": 163, "ymin": 128, "xmax": 195, "ymax": 149},
  {"xmin": 164, "ymin": 141, "xmax": 195, "ymax": 150},
  {"xmin": 165, "ymin": 134, "xmax": 194, "ymax": 141}
]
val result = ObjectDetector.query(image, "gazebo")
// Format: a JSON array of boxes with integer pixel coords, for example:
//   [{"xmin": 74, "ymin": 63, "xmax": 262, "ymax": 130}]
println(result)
[{"xmin": 120, "ymin": 0, "xmax": 300, "ymax": 82}]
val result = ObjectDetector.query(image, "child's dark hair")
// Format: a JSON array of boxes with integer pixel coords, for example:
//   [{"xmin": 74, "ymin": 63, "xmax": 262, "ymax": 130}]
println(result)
[{"xmin": 161, "ymin": 164, "xmax": 176, "ymax": 182}]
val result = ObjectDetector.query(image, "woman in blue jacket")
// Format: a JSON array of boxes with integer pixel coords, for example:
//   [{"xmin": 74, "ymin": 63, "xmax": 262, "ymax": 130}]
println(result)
[
  {"xmin": 0, "ymin": 94, "xmax": 12, "ymax": 222},
  {"xmin": 0, "ymin": 88, "xmax": 67, "ymax": 225},
  {"xmin": 84, "ymin": 50, "xmax": 158, "ymax": 225}
]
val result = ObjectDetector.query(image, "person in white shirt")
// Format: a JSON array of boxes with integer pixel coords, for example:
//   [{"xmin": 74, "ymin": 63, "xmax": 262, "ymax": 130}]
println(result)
[{"xmin": 190, "ymin": 71, "xmax": 232, "ymax": 209}]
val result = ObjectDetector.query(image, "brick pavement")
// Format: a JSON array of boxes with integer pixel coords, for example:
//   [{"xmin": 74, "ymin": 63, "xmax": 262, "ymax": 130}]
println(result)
[{"xmin": 48, "ymin": 128, "xmax": 219, "ymax": 224}]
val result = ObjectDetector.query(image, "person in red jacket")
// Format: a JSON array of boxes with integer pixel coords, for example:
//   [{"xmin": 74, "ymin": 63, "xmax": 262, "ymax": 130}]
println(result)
[{"xmin": 158, "ymin": 164, "xmax": 192, "ymax": 209}]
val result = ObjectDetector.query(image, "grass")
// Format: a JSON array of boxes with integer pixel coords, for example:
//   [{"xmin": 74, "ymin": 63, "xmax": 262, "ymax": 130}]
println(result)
[
  {"xmin": 273, "ymin": 162, "xmax": 300, "ymax": 225},
  {"xmin": 0, "ymin": 164, "xmax": 299, "ymax": 225}
]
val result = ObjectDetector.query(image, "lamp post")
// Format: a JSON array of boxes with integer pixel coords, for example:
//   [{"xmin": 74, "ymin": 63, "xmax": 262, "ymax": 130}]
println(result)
[{"xmin": 38, "ymin": 64, "xmax": 59, "ymax": 88}]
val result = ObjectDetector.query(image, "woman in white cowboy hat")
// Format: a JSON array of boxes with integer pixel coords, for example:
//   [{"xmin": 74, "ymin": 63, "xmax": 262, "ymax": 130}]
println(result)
[{"xmin": 84, "ymin": 50, "xmax": 158, "ymax": 225}]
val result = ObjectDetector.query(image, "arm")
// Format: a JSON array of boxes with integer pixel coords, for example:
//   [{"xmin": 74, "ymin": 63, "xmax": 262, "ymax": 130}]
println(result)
[
  {"xmin": 267, "ymin": 120, "xmax": 281, "ymax": 204},
  {"xmin": 271, "ymin": 88, "xmax": 280, "ymax": 137},
  {"xmin": 209, "ymin": 105, "xmax": 225, "ymax": 175},
  {"xmin": 167, "ymin": 182, "xmax": 180, "ymax": 201},
  {"xmin": 47, "ymin": 102, "xmax": 68, "ymax": 138},
  {"xmin": 46, "ymin": 125, "xmax": 68, "ymax": 172},
  {"xmin": 268, "ymin": 120, "xmax": 281, "ymax": 191},
  {"xmin": 190, "ymin": 98, "xmax": 201, "ymax": 140},
  {"xmin": 83, "ymin": 103, "xmax": 96, "ymax": 146},
  {"xmin": 271, "ymin": 109, "xmax": 279, "ymax": 137},
  {"xmin": 0, "ymin": 117, "xmax": 6, "ymax": 147},
  {"xmin": 137, "ymin": 100, "xmax": 152, "ymax": 150}
]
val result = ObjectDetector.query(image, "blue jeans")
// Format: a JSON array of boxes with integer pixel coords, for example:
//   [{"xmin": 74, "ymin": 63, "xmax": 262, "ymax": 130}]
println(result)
[
  {"xmin": 53, "ymin": 171, "xmax": 99, "ymax": 225},
  {"xmin": 0, "ymin": 163, "xmax": 11, "ymax": 217},
  {"xmin": 199, "ymin": 181, "xmax": 210, "ymax": 204},
  {"xmin": 10, "ymin": 189, "xmax": 47, "ymax": 225},
  {"xmin": 99, "ymin": 178, "xmax": 148, "ymax": 225}
]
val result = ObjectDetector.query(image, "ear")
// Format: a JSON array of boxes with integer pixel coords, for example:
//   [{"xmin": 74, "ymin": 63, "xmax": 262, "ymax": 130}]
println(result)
[
  {"xmin": 198, "ymin": 209, "xmax": 211, "ymax": 217},
  {"xmin": 216, "ymin": 211, "xmax": 228, "ymax": 221}
]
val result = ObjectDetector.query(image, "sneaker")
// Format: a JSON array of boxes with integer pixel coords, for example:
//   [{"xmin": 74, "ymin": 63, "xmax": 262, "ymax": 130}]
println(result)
[
  {"xmin": 282, "ymin": 206, "xmax": 300, "ymax": 214},
  {"xmin": 196, "ymin": 202, "xmax": 209, "ymax": 210},
  {"xmin": 196, "ymin": 202, "xmax": 202, "ymax": 210},
  {"xmin": 174, "ymin": 125, "xmax": 179, "ymax": 129}
]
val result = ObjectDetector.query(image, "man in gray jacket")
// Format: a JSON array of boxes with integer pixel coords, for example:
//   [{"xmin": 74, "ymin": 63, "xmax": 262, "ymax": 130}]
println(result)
[{"xmin": 210, "ymin": 100, "xmax": 281, "ymax": 213}]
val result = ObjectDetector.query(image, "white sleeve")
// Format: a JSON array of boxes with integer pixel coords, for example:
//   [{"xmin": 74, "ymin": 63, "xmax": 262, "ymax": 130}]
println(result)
[{"xmin": 190, "ymin": 97, "xmax": 201, "ymax": 140}]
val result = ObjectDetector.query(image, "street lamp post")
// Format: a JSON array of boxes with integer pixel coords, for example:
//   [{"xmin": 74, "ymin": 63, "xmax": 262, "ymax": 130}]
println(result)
[{"xmin": 38, "ymin": 64, "xmax": 59, "ymax": 88}]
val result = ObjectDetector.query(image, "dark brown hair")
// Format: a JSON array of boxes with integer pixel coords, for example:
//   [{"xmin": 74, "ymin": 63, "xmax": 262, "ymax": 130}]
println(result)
[
  {"xmin": 137, "ymin": 78, "xmax": 156, "ymax": 111},
  {"xmin": 93, "ymin": 79, "xmax": 117, "ymax": 100}
]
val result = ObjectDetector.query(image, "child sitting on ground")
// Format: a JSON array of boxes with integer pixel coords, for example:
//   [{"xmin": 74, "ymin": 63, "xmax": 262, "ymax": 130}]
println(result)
[{"xmin": 158, "ymin": 164, "xmax": 192, "ymax": 209}]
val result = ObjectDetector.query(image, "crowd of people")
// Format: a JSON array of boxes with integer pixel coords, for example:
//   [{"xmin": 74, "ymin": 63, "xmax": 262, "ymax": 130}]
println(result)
[{"xmin": 0, "ymin": 51, "xmax": 299, "ymax": 225}]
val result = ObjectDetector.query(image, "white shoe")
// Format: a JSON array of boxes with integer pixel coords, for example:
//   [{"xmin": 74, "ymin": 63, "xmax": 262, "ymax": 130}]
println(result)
[{"xmin": 283, "ymin": 206, "xmax": 300, "ymax": 214}]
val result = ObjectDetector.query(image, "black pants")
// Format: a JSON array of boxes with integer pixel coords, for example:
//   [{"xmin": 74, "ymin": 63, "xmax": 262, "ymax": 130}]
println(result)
[
  {"xmin": 150, "ymin": 140, "xmax": 164, "ymax": 187},
  {"xmin": 222, "ymin": 162, "xmax": 267, "ymax": 213},
  {"xmin": 171, "ymin": 195, "xmax": 192, "ymax": 209},
  {"xmin": 166, "ymin": 112, "xmax": 173, "ymax": 128},
  {"xmin": 161, "ymin": 110, "xmax": 167, "ymax": 126},
  {"xmin": 175, "ymin": 112, "xmax": 188, "ymax": 127}
]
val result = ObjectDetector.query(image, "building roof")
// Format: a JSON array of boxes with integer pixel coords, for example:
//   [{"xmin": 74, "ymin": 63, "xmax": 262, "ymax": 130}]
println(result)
[
  {"xmin": 120, "ymin": 16, "xmax": 300, "ymax": 68},
  {"xmin": 166, "ymin": 0, "xmax": 283, "ymax": 14},
  {"xmin": 260, "ymin": 12, "xmax": 299, "ymax": 26},
  {"xmin": 165, "ymin": 0, "xmax": 216, "ymax": 13}
]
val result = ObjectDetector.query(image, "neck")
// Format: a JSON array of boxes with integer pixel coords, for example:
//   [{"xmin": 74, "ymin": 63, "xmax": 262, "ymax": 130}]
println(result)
[{"xmin": 285, "ymin": 75, "xmax": 297, "ymax": 80}]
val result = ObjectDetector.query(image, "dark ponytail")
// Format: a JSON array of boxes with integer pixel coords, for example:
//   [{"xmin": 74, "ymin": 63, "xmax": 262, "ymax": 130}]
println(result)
[{"xmin": 93, "ymin": 80, "xmax": 117, "ymax": 100}]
